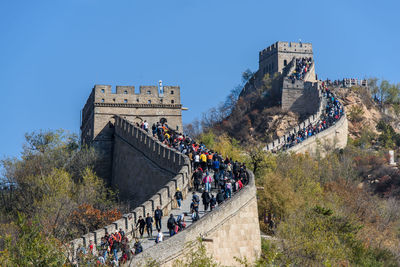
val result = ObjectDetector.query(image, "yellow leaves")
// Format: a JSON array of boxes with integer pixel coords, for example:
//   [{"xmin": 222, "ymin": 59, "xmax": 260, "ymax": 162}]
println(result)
[
  {"xmin": 199, "ymin": 131, "xmax": 245, "ymax": 162},
  {"xmin": 258, "ymin": 172, "xmax": 297, "ymax": 220}
]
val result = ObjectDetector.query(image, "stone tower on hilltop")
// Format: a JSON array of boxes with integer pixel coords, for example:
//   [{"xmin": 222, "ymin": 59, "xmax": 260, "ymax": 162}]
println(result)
[
  {"xmin": 241, "ymin": 41, "xmax": 320, "ymax": 115},
  {"xmin": 81, "ymin": 82, "xmax": 183, "ymax": 180},
  {"xmin": 259, "ymin": 41, "xmax": 315, "ymax": 79}
]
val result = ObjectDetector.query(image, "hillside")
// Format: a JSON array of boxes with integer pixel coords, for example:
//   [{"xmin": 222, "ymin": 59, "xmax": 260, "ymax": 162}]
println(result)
[
  {"xmin": 198, "ymin": 80, "xmax": 400, "ymax": 266},
  {"xmin": 333, "ymin": 85, "xmax": 400, "ymax": 140},
  {"xmin": 211, "ymin": 74, "xmax": 303, "ymax": 144}
]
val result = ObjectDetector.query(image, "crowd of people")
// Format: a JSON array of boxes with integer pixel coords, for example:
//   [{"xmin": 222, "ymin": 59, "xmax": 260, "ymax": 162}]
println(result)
[
  {"xmin": 74, "ymin": 119, "xmax": 249, "ymax": 266},
  {"xmin": 323, "ymin": 78, "xmax": 368, "ymax": 88},
  {"xmin": 280, "ymin": 86, "xmax": 343, "ymax": 150},
  {"xmin": 289, "ymin": 57, "xmax": 313, "ymax": 81},
  {"xmin": 75, "ymin": 229, "xmax": 134, "ymax": 266}
]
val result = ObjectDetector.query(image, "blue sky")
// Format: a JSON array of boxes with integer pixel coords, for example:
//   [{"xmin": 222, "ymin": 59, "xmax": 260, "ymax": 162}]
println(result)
[{"xmin": 0, "ymin": 0, "xmax": 399, "ymax": 159}]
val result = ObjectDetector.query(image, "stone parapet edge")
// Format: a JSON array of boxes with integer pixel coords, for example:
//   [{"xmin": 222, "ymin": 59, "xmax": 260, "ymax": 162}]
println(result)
[
  {"xmin": 264, "ymin": 88, "xmax": 325, "ymax": 152},
  {"xmin": 287, "ymin": 112, "xmax": 348, "ymax": 153}
]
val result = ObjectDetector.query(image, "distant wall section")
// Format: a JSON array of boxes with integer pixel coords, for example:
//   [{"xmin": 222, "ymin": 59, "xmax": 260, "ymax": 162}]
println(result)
[{"xmin": 288, "ymin": 113, "xmax": 348, "ymax": 155}]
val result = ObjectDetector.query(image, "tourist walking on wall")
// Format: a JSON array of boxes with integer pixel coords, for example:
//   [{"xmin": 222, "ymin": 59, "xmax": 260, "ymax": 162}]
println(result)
[
  {"xmin": 200, "ymin": 152, "xmax": 207, "ymax": 170},
  {"xmin": 193, "ymin": 168, "xmax": 202, "ymax": 191},
  {"xmin": 203, "ymin": 172, "xmax": 213, "ymax": 193},
  {"xmin": 194, "ymin": 153, "xmax": 200, "ymax": 169},
  {"xmin": 167, "ymin": 214, "xmax": 177, "ymax": 236},
  {"xmin": 207, "ymin": 152, "xmax": 213, "ymax": 171},
  {"xmin": 145, "ymin": 213, "xmax": 153, "ymax": 237},
  {"xmin": 154, "ymin": 206, "xmax": 163, "ymax": 231},
  {"xmin": 213, "ymin": 158, "xmax": 220, "ymax": 180},
  {"xmin": 210, "ymin": 194, "xmax": 217, "ymax": 211},
  {"xmin": 202, "ymin": 190, "xmax": 211, "ymax": 211},
  {"xmin": 225, "ymin": 180, "xmax": 232, "ymax": 198},
  {"xmin": 216, "ymin": 189, "xmax": 225, "ymax": 204},
  {"xmin": 143, "ymin": 120, "xmax": 149, "ymax": 132},
  {"xmin": 155, "ymin": 229, "xmax": 164, "ymax": 243},
  {"xmin": 190, "ymin": 199, "xmax": 200, "ymax": 221},
  {"xmin": 136, "ymin": 216, "xmax": 145, "ymax": 238},
  {"xmin": 133, "ymin": 238, "xmax": 143, "ymax": 255},
  {"xmin": 175, "ymin": 188, "xmax": 183, "ymax": 209}
]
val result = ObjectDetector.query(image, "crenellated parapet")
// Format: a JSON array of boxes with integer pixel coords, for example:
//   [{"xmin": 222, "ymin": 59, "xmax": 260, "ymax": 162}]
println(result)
[
  {"xmin": 91, "ymin": 84, "xmax": 181, "ymax": 106},
  {"xmin": 259, "ymin": 41, "xmax": 313, "ymax": 77}
]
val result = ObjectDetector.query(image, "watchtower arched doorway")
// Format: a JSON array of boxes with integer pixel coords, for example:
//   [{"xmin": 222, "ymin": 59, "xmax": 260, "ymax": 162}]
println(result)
[
  {"xmin": 160, "ymin": 117, "xmax": 167, "ymax": 124},
  {"xmin": 130, "ymin": 116, "xmax": 143, "ymax": 126}
]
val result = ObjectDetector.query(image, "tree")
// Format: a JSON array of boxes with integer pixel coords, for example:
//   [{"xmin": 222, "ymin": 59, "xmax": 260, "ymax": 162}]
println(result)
[
  {"xmin": 368, "ymin": 77, "xmax": 379, "ymax": 100},
  {"xmin": 378, "ymin": 79, "xmax": 391, "ymax": 107},
  {"xmin": 241, "ymin": 68, "xmax": 254, "ymax": 84},
  {"xmin": 245, "ymin": 143, "xmax": 276, "ymax": 177},
  {"xmin": 0, "ymin": 214, "xmax": 66, "ymax": 266},
  {"xmin": 347, "ymin": 105, "xmax": 364, "ymax": 123},
  {"xmin": 69, "ymin": 204, "xmax": 121, "ymax": 234},
  {"xmin": 184, "ymin": 119, "xmax": 201, "ymax": 138},
  {"xmin": 387, "ymin": 83, "xmax": 400, "ymax": 104},
  {"xmin": 376, "ymin": 120, "xmax": 400, "ymax": 148},
  {"xmin": 0, "ymin": 129, "xmax": 120, "ymax": 242}
]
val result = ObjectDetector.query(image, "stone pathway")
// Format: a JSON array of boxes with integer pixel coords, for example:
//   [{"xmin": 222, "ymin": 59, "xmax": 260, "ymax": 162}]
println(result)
[
  {"xmin": 138, "ymin": 189, "xmax": 212, "ymax": 251},
  {"xmin": 128, "ymin": 171, "xmax": 219, "ymax": 254}
]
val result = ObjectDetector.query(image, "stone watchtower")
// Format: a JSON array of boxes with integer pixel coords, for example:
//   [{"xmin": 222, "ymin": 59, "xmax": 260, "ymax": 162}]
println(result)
[
  {"xmin": 80, "ymin": 82, "xmax": 183, "ymax": 180},
  {"xmin": 241, "ymin": 41, "xmax": 319, "ymax": 115},
  {"xmin": 259, "ymin": 41, "xmax": 315, "ymax": 79}
]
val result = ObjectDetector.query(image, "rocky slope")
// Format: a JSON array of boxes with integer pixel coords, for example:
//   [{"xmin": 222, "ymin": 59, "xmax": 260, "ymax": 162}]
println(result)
[{"xmin": 332, "ymin": 86, "xmax": 400, "ymax": 139}]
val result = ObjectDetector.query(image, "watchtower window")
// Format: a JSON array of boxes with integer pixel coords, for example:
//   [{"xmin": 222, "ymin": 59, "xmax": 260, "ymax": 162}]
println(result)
[
  {"xmin": 136, "ymin": 98, "xmax": 139, "ymax": 102},
  {"xmin": 170, "ymin": 90, "xmax": 174, "ymax": 95},
  {"xmin": 101, "ymin": 89, "xmax": 105, "ymax": 93},
  {"xmin": 113, "ymin": 98, "xmax": 116, "ymax": 102},
  {"xmin": 148, "ymin": 100, "xmax": 151, "ymax": 104},
  {"xmin": 124, "ymin": 91, "xmax": 128, "ymax": 94},
  {"xmin": 101, "ymin": 98, "xmax": 105, "ymax": 103},
  {"xmin": 147, "ymin": 90, "xmax": 151, "ymax": 95},
  {"xmin": 124, "ymin": 99, "xmax": 128, "ymax": 103},
  {"xmin": 171, "ymin": 100, "xmax": 175, "ymax": 104},
  {"xmin": 284, "ymin": 60, "xmax": 287, "ymax": 66}
]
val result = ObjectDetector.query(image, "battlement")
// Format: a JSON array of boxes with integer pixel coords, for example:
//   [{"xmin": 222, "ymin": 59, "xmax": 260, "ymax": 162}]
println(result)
[
  {"xmin": 81, "ymin": 82, "xmax": 184, "ymax": 170},
  {"xmin": 92, "ymin": 84, "xmax": 181, "ymax": 105},
  {"xmin": 259, "ymin": 41, "xmax": 313, "ymax": 62}
]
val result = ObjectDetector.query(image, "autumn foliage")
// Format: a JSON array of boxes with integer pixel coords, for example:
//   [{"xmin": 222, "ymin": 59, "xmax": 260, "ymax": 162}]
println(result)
[{"xmin": 70, "ymin": 204, "xmax": 122, "ymax": 234}]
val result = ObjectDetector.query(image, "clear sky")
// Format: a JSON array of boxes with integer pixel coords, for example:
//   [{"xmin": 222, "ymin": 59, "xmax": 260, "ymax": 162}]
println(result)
[{"xmin": 0, "ymin": 0, "xmax": 399, "ymax": 159}]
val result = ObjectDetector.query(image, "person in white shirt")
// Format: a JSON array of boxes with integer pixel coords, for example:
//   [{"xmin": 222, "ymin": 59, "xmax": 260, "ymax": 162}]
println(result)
[
  {"xmin": 194, "ymin": 154, "xmax": 200, "ymax": 169},
  {"xmin": 155, "ymin": 229, "xmax": 164, "ymax": 243},
  {"xmin": 143, "ymin": 120, "xmax": 149, "ymax": 132}
]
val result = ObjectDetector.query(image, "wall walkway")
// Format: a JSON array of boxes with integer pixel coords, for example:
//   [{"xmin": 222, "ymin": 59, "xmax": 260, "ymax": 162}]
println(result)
[
  {"xmin": 69, "ymin": 117, "xmax": 261, "ymax": 266},
  {"xmin": 128, "ymin": 171, "xmax": 260, "ymax": 267},
  {"xmin": 69, "ymin": 116, "xmax": 191, "ymax": 262}
]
